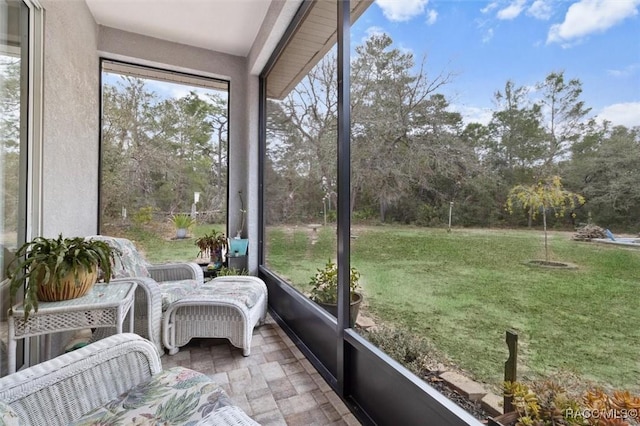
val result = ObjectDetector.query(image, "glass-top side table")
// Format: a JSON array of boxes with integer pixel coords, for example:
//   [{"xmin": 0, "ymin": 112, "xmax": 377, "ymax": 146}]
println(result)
[{"xmin": 7, "ymin": 281, "xmax": 137, "ymax": 374}]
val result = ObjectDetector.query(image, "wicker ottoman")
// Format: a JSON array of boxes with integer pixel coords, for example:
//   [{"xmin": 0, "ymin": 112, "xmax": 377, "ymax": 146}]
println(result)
[{"xmin": 162, "ymin": 276, "xmax": 268, "ymax": 356}]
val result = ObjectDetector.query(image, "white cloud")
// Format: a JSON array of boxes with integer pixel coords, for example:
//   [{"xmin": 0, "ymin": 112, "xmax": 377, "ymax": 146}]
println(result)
[
  {"xmin": 547, "ymin": 0, "xmax": 640, "ymax": 45},
  {"xmin": 426, "ymin": 9, "xmax": 438, "ymax": 25},
  {"xmin": 451, "ymin": 104, "xmax": 494, "ymax": 126},
  {"xmin": 527, "ymin": 0, "xmax": 553, "ymax": 20},
  {"xmin": 482, "ymin": 28, "xmax": 495, "ymax": 43},
  {"xmin": 361, "ymin": 26, "xmax": 389, "ymax": 43},
  {"xmin": 607, "ymin": 64, "xmax": 640, "ymax": 77},
  {"xmin": 365, "ymin": 26, "xmax": 387, "ymax": 38},
  {"xmin": 497, "ymin": 0, "xmax": 527, "ymax": 20},
  {"xmin": 376, "ymin": 0, "xmax": 429, "ymax": 22},
  {"xmin": 598, "ymin": 102, "xmax": 640, "ymax": 127},
  {"xmin": 481, "ymin": 2, "xmax": 499, "ymax": 14},
  {"xmin": 397, "ymin": 43, "xmax": 416, "ymax": 56}
]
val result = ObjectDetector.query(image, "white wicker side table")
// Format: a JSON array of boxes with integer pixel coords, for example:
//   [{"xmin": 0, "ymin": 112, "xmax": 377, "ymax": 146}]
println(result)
[{"xmin": 7, "ymin": 281, "xmax": 137, "ymax": 374}]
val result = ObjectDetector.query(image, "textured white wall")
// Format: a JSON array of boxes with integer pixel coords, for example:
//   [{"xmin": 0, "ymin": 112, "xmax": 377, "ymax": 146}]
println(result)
[
  {"xmin": 30, "ymin": 0, "xmax": 99, "ymax": 360},
  {"xmin": 40, "ymin": 0, "xmax": 99, "ymax": 237}
]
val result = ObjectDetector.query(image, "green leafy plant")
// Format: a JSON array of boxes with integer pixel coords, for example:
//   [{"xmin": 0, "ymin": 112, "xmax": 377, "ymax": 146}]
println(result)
[
  {"xmin": 195, "ymin": 229, "xmax": 227, "ymax": 259},
  {"xmin": 309, "ymin": 259, "xmax": 360, "ymax": 305},
  {"xmin": 216, "ymin": 266, "xmax": 249, "ymax": 276},
  {"xmin": 6, "ymin": 235, "xmax": 119, "ymax": 319},
  {"xmin": 170, "ymin": 214, "xmax": 195, "ymax": 230}
]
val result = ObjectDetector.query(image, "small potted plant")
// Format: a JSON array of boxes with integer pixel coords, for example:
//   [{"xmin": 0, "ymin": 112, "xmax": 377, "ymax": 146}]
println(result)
[
  {"xmin": 170, "ymin": 213, "xmax": 195, "ymax": 239},
  {"xmin": 309, "ymin": 259, "xmax": 362, "ymax": 327},
  {"xmin": 6, "ymin": 234, "xmax": 119, "ymax": 319},
  {"xmin": 195, "ymin": 229, "xmax": 227, "ymax": 268}
]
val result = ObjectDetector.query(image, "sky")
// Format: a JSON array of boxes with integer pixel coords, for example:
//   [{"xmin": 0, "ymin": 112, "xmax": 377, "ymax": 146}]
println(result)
[
  {"xmin": 102, "ymin": 72, "xmax": 228, "ymax": 102},
  {"xmin": 351, "ymin": 0, "xmax": 640, "ymax": 128}
]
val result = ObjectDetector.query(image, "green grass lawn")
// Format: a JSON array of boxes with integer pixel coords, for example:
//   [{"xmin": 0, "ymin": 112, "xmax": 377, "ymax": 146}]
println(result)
[
  {"xmin": 124, "ymin": 222, "xmax": 640, "ymax": 391},
  {"xmin": 264, "ymin": 225, "xmax": 640, "ymax": 392},
  {"xmin": 113, "ymin": 223, "xmax": 227, "ymax": 263}
]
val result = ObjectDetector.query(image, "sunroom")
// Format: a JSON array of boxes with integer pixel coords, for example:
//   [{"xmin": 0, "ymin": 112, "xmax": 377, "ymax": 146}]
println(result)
[
  {"xmin": 0, "ymin": 0, "xmax": 484, "ymax": 423},
  {"xmin": 4, "ymin": 0, "xmax": 637, "ymax": 424}
]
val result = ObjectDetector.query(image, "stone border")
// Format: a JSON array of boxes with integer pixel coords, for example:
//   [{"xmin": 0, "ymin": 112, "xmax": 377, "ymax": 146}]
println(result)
[{"xmin": 439, "ymin": 371, "xmax": 503, "ymax": 416}]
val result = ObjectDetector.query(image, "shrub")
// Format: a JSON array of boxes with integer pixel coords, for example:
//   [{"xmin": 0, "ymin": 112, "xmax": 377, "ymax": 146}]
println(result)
[
  {"xmin": 415, "ymin": 203, "xmax": 443, "ymax": 227},
  {"xmin": 362, "ymin": 326, "xmax": 435, "ymax": 376},
  {"xmin": 352, "ymin": 208, "xmax": 377, "ymax": 223},
  {"xmin": 309, "ymin": 259, "xmax": 360, "ymax": 304},
  {"xmin": 132, "ymin": 206, "xmax": 156, "ymax": 226}
]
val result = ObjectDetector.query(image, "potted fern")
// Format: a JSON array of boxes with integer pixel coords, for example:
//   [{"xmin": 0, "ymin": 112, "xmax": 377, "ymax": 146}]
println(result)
[{"xmin": 6, "ymin": 234, "xmax": 119, "ymax": 319}]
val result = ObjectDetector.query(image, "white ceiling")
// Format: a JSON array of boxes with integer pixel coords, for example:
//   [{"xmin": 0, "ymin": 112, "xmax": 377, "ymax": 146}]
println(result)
[{"xmin": 85, "ymin": 0, "xmax": 272, "ymax": 57}]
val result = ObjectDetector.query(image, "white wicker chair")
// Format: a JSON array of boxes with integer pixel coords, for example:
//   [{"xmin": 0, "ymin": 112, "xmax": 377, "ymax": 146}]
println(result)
[
  {"xmin": 163, "ymin": 275, "xmax": 268, "ymax": 356},
  {"xmin": 0, "ymin": 334, "xmax": 161, "ymax": 426},
  {"xmin": 0, "ymin": 333, "xmax": 259, "ymax": 426},
  {"xmin": 86, "ymin": 236, "xmax": 268, "ymax": 357},
  {"xmin": 85, "ymin": 235, "xmax": 204, "ymax": 353}
]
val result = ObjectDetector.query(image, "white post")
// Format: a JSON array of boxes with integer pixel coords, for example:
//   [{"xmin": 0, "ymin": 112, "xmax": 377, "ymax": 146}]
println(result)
[
  {"xmin": 448, "ymin": 201, "xmax": 454, "ymax": 232},
  {"xmin": 323, "ymin": 197, "xmax": 327, "ymax": 226},
  {"xmin": 193, "ymin": 192, "xmax": 200, "ymax": 219}
]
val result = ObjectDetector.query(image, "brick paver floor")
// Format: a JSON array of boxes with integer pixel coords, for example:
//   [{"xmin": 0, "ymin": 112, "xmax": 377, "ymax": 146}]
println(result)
[{"xmin": 160, "ymin": 314, "xmax": 361, "ymax": 426}]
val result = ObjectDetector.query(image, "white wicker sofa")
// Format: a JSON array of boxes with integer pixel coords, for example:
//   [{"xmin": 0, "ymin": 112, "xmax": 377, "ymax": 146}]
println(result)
[{"xmin": 0, "ymin": 333, "xmax": 258, "ymax": 426}]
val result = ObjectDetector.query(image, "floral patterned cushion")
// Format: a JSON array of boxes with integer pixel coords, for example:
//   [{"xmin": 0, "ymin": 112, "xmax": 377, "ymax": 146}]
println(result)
[
  {"xmin": 199, "ymin": 281, "xmax": 264, "ymax": 309},
  {"xmin": 87, "ymin": 236, "xmax": 151, "ymax": 279},
  {"xmin": 71, "ymin": 367, "xmax": 233, "ymax": 426},
  {"xmin": 0, "ymin": 400, "xmax": 22, "ymax": 426},
  {"xmin": 196, "ymin": 406, "xmax": 259, "ymax": 426},
  {"xmin": 159, "ymin": 280, "xmax": 201, "ymax": 311}
]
